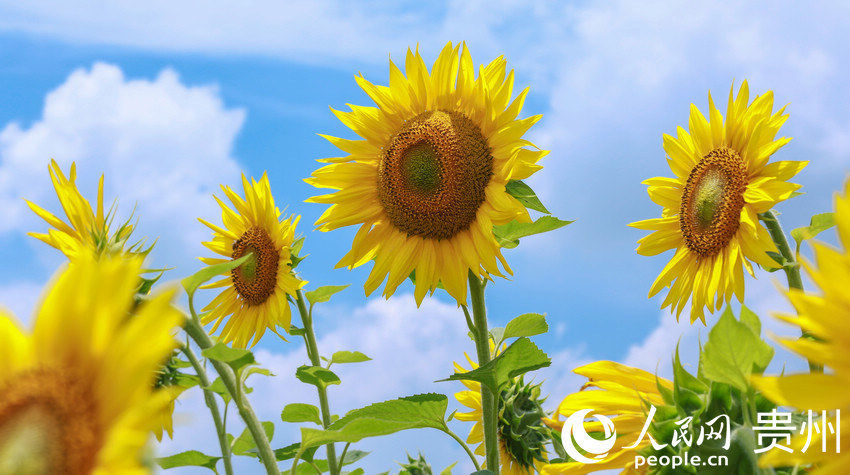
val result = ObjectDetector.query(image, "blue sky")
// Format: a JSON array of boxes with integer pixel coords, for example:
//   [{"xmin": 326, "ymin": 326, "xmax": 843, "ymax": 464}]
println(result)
[{"xmin": 1, "ymin": 1, "xmax": 849, "ymax": 473}]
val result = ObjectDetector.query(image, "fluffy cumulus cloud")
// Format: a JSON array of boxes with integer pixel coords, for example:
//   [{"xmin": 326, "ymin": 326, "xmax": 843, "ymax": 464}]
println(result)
[{"xmin": 0, "ymin": 62, "xmax": 245, "ymax": 269}]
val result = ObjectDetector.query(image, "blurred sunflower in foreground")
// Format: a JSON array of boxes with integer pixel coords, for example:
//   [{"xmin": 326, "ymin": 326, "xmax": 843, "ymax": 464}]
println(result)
[
  {"xmin": 542, "ymin": 361, "xmax": 672, "ymax": 474},
  {"xmin": 26, "ymin": 160, "xmax": 148, "ymax": 260},
  {"xmin": 454, "ymin": 343, "xmax": 549, "ymax": 474},
  {"xmin": 753, "ymin": 178, "xmax": 850, "ymax": 472},
  {"xmin": 199, "ymin": 173, "xmax": 305, "ymax": 348},
  {"xmin": 0, "ymin": 256, "xmax": 181, "ymax": 474},
  {"xmin": 632, "ymin": 81, "xmax": 806, "ymax": 323},
  {"xmin": 306, "ymin": 41, "xmax": 547, "ymax": 305}
]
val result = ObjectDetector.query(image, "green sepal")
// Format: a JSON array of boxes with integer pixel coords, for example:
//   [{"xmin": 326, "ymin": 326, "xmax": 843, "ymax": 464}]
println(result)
[{"xmin": 506, "ymin": 180, "xmax": 550, "ymax": 214}]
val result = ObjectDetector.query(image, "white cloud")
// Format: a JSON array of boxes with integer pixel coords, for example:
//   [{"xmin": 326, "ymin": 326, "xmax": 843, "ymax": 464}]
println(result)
[
  {"xmin": 0, "ymin": 62, "xmax": 245, "ymax": 270},
  {"xmin": 0, "ymin": 1, "xmax": 437, "ymax": 66}
]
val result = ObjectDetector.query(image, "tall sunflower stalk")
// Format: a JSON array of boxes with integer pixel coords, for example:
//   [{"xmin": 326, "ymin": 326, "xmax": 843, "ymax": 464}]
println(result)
[
  {"xmin": 465, "ymin": 272, "xmax": 501, "ymax": 471},
  {"xmin": 292, "ymin": 287, "xmax": 340, "ymax": 475}
]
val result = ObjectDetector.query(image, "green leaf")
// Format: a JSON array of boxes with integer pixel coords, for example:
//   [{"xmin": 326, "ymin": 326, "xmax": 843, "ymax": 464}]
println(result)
[
  {"xmin": 503, "ymin": 313, "xmax": 548, "ymax": 339},
  {"xmin": 207, "ymin": 377, "xmax": 231, "ymax": 404},
  {"xmin": 329, "ymin": 350, "xmax": 371, "ymax": 365},
  {"xmin": 298, "ymin": 394, "xmax": 448, "ymax": 451},
  {"xmin": 739, "ymin": 305, "xmax": 761, "ymax": 336},
  {"xmin": 305, "ymin": 285, "xmax": 349, "ymax": 305},
  {"xmin": 243, "ymin": 366, "xmax": 274, "ymax": 382},
  {"xmin": 673, "ymin": 344, "xmax": 708, "ymax": 394},
  {"xmin": 270, "ymin": 443, "xmax": 318, "ymax": 462},
  {"xmin": 441, "ymin": 462, "xmax": 458, "ymax": 475},
  {"xmin": 282, "ymin": 403, "xmax": 323, "ymax": 425},
  {"xmin": 289, "ymin": 325, "xmax": 307, "ymax": 336},
  {"xmin": 231, "ymin": 421, "xmax": 275, "ymax": 456},
  {"xmin": 699, "ymin": 307, "xmax": 774, "ymax": 391},
  {"xmin": 182, "ymin": 253, "xmax": 253, "ymax": 297},
  {"xmin": 791, "ymin": 212, "xmax": 836, "ymax": 254},
  {"xmin": 174, "ymin": 372, "xmax": 201, "ymax": 389},
  {"xmin": 202, "ymin": 343, "xmax": 255, "ymax": 373},
  {"xmin": 341, "ymin": 450, "xmax": 370, "ymax": 466},
  {"xmin": 493, "ymin": 216, "xmax": 572, "ymax": 249},
  {"xmin": 506, "ymin": 180, "xmax": 550, "ymax": 214},
  {"xmin": 442, "ymin": 337, "xmax": 551, "ymax": 392},
  {"xmin": 672, "ymin": 344, "xmax": 707, "ymax": 414},
  {"xmin": 272, "ymin": 442, "xmax": 300, "ymax": 461},
  {"xmin": 764, "ymin": 251, "xmax": 790, "ymax": 272},
  {"xmin": 295, "ymin": 365, "xmax": 341, "ymax": 389},
  {"xmin": 157, "ymin": 450, "xmax": 220, "ymax": 471}
]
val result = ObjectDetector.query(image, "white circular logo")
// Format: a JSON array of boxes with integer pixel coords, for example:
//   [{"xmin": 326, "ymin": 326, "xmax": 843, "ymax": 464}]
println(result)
[{"xmin": 561, "ymin": 409, "xmax": 617, "ymax": 464}]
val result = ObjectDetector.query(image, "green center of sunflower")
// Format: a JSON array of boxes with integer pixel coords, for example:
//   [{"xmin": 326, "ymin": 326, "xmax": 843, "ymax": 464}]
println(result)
[
  {"xmin": 0, "ymin": 368, "xmax": 101, "ymax": 475},
  {"xmin": 680, "ymin": 147, "xmax": 748, "ymax": 257},
  {"xmin": 497, "ymin": 378, "xmax": 548, "ymax": 469},
  {"xmin": 231, "ymin": 227, "xmax": 279, "ymax": 306},
  {"xmin": 402, "ymin": 142, "xmax": 442, "ymax": 193},
  {"xmin": 378, "ymin": 110, "xmax": 493, "ymax": 240},
  {"xmin": 693, "ymin": 169, "xmax": 726, "ymax": 231}
]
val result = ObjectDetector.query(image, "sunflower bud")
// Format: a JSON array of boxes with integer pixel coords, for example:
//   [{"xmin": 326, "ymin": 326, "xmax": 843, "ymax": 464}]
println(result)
[
  {"xmin": 498, "ymin": 378, "xmax": 549, "ymax": 469},
  {"xmin": 398, "ymin": 452, "xmax": 432, "ymax": 475}
]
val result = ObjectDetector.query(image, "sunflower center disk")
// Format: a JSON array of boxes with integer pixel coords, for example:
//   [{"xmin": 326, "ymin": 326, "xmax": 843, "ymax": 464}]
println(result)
[
  {"xmin": 680, "ymin": 147, "xmax": 748, "ymax": 257},
  {"xmin": 0, "ymin": 368, "xmax": 101, "ymax": 474},
  {"xmin": 401, "ymin": 142, "xmax": 442, "ymax": 193},
  {"xmin": 378, "ymin": 110, "xmax": 493, "ymax": 240},
  {"xmin": 231, "ymin": 227, "xmax": 279, "ymax": 306}
]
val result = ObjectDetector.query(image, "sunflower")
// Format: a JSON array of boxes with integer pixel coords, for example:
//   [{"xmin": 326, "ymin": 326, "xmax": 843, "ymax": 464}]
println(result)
[
  {"xmin": 454, "ymin": 344, "xmax": 549, "ymax": 474},
  {"xmin": 0, "ymin": 255, "xmax": 181, "ymax": 474},
  {"xmin": 541, "ymin": 361, "xmax": 672, "ymax": 474},
  {"xmin": 305, "ymin": 41, "xmax": 547, "ymax": 305},
  {"xmin": 198, "ymin": 173, "xmax": 305, "ymax": 348},
  {"xmin": 26, "ymin": 160, "xmax": 139, "ymax": 260},
  {"xmin": 631, "ymin": 81, "xmax": 806, "ymax": 323},
  {"xmin": 751, "ymin": 179, "xmax": 850, "ymax": 472}
]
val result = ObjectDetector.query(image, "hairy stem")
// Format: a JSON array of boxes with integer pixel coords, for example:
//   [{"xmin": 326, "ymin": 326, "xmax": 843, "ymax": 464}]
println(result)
[
  {"xmin": 443, "ymin": 424, "xmax": 483, "ymax": 471},
  {"xmin": 295, "ymin": 289, "xmax": 339, "ymax": 475},
  {"xmin": 759, "ymin": 210, "xmax": 821, "ymax": 372},
  {"xmin": 467, "ymin": 271, "xmax": 500, "ymax": 473},
  {"xmin": 180, "ymin": 343, "xmax": 234, "ymax": 475},
  {"xmin": 184, "ymin": 299, "xmax": 279, "ymax": 475}
]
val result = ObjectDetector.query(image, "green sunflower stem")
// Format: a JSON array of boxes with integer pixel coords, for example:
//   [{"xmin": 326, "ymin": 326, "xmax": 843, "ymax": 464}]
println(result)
[
  {"xmin": 184, "ymin": 301, "xmax": 280, "ymax": 475},
  {"xmin": 443, "ymin": 424, "xmax": 483, "ymax": 471},
  {"xmin": 759, "ymin": 210, "xmax": 822, "ymax": 372},
  {"xmin": 468, "ymin": 270, "xmax": 500, "ymax": 473},
  {"xmin": 294, "ymin": 288, "xmax": 340, "ymax": 475},
  {"xmin": 180, "ymin": 343, "xmax": 234, "ymax": 475}
]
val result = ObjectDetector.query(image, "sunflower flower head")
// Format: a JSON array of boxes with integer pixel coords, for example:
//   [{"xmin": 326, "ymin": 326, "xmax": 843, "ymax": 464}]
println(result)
[
  {"xmin": 306, "ymin": 41, "xmax": 547, "ymax": 305},
  {"xmin": 752, "ymin": 178, "xmax": 850, "ymax": 472},
  {"xmin": 541, "ymin": 361, "xmax": 673, "ymax": 474},
  {"xmin": 27, "ymin": 160, "xmax": 149, "ymax": 260},
  {"xmin": 454, "ymin": 342, "xmax": 549, "ymax": 474},
  {"xmin": 0, "ymin": 255, "xmax": 182, "ymax": 474},
  {"xmin": 199, "ymin": 173, "xmax": 306, "ymax": 348},
  {"xmin": 631, "ymin": 81, "xmax": 806, "ymax": 323}
]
